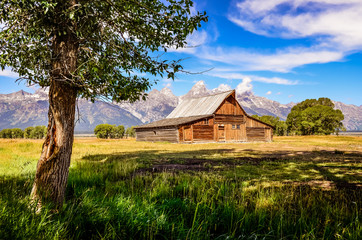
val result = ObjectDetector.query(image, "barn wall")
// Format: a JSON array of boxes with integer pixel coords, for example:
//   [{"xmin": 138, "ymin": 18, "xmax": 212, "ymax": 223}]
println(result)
[
  {"xmin": 136, "ymin": 127, "xmax": 178, "ymax": 143},
  {"xmin": 245, "ymin": 117, "xmax": 273, "ymax": 142}
]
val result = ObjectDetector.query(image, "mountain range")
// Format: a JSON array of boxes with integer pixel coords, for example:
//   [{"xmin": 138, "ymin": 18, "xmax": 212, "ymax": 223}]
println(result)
[{"xmin": 0, "ymin": 81, "xmax": 361, "ymax": 132}]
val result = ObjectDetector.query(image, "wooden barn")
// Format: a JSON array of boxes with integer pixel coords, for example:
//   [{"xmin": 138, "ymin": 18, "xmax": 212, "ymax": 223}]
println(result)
[{"xmin": 135, "ymin": 90, "xmax": 274, "ymax": 143}]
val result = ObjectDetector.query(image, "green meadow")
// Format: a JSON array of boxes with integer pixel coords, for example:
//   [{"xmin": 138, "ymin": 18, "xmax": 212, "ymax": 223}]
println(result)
[{"xmin": 0, "ymin": 136, "xmax": 361, "ymax": 239}]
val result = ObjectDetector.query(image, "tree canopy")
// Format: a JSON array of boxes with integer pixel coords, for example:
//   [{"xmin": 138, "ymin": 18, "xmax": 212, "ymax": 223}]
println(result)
[
  {"xmin": 286, "ymin": 98, "xmax": 344, "ymax": 135},
  {"xmin": 0, "ymin": 0, "xmax": 207, "ymax": 209},
  {"xmin": 0, "ymin": 0, "xmax": 207, "ymax": 102}
]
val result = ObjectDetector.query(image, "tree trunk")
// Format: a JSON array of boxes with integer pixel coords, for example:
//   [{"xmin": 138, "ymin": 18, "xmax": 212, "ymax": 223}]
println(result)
[
  {"xmin": 31, "ymin": 81, "xmax": 77, "ymax": 209},
  {"xmin": 31, "ymin": 29, "xmax": 78, "ymax": 210}
]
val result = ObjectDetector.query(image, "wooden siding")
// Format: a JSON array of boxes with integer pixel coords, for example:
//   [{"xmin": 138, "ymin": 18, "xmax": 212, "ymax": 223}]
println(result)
[
  {"xmin": 246, "ymin": 117, "xmax": 267, "ymax": 127},
  {"xmin": 214, "ymin": 114, "xmax": 246, "ymax": 124},
  {"xmin": 136, "ymin": 127, "xmax": 178, "ymax": 143},
  {"xmin": 178, "ymin": 127, "xmax": 183, "ymax": 142},
  {"xmin": 265, "ymin": 128, "xmax": 273, "ymax": 142},
  {"xmin": 183, "ymin": 126, "xmax": 192, "ymax": 141},
  {"xmin": 246, "ymin": 127, "xmax": 266, "ymax": 142},
  {"xmin": 193, "ymin": 125, "xmax": 214, "ymax": 141},
  {"xmin": 215, "ymin": 95, "xmax": 244, "ymax": 115}
]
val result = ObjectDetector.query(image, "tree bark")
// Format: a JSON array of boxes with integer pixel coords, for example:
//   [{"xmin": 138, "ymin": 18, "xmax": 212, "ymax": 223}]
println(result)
[{"xmin": 31, "ymin": 29, "xmax": 78, "ymax": 210}]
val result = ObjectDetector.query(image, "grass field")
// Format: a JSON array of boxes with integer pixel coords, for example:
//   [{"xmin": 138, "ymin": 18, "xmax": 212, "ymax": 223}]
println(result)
[{"xmin": 0, "ymin": 136, "xmax": 361, "ymax": 239}]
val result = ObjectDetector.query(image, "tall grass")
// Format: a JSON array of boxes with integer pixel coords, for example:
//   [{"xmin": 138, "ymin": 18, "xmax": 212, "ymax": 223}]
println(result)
[{"xmin": 0, "ymin": 136, "xmax": 361, "ymax": 239}]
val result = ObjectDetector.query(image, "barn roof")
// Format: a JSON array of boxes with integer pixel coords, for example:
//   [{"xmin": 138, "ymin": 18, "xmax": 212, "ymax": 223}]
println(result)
[
  {"xmin": 166, "ymin": 90, "xmax": 234, "ymax": 118},
  {"xmin": 134, "ymin": 115, "xmax": 212, "ymax": 129}
]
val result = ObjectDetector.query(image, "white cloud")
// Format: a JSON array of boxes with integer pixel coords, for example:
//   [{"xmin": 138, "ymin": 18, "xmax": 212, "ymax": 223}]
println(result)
[
  {"xmin": 235, "ymin": 77, "xmax": 253, "ymax": 94},
  {"xmin": 266, "ymin": 91, "xmax": 272, "ymax": 95},
  {"xmin": 229, "ymin": 0, "xmax": 362, "ymax": 51},
  {"xmin": 208, "ymin": 71, "xmax": 299, "ymax": 85},
  {"xmin": 198, "ymin": 0, "xmax": 362, "ymax": 73},
  {"xmin": 168, "ymin": 30, "xmax": 208, "ymax": 54},
  {"xmin": 199, "ymin": 45, "xmax": 343, "ymax": 73},
  {"xmin": 276, "ymin": 92, "xmax": 281, "ymax": 95},
  {"xmin": 0, "ymin": 69, "xmax": 18, "ymax": 78}
]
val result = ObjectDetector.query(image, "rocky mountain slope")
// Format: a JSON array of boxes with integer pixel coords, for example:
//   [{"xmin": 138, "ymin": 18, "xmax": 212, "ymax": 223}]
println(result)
[
  {"xmin": 0, "ymin": 89, "xmax": 142, "ymax": 132},
  {"xmin": 0, "ymin": 82, "xmax": 361, "ymax": 131}
]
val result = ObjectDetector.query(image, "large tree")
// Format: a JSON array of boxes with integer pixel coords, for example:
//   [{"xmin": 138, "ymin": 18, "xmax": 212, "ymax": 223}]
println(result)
[
  {"xmin": 0, "ymin": 0, "xmax": 207, "ymax": 209},
  {"xmin": 286, "ymin": 98, "xmax": 344, "ymax": 135}
]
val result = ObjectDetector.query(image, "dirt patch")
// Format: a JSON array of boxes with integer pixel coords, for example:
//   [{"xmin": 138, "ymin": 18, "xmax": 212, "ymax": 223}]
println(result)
[{"xmin": 138, "ymin": 163, "xmax": 209, "ymax": 173}]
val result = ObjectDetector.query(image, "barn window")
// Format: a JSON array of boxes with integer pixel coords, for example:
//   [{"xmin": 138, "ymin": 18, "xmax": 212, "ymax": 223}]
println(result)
[
  {"xmin": 204, "ymin": 118, "xmax": 209, "ymax": 125},
  {"xmin": 232, "ymin": 124, "xmax": 240, "ymax": 129}
]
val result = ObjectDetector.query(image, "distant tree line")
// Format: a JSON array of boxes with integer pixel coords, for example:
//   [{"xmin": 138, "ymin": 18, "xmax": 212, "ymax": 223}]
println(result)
[
  {"xmin": 253, "ymin": 97, "xmax": 345, "ymax": 136},
  {"xmin": 0, "ymin": 126, "xmax": 47, "ymax": 139},
  {"xmin": 94, "ymin": 124, "xmax": 136, "ymax": 139}
]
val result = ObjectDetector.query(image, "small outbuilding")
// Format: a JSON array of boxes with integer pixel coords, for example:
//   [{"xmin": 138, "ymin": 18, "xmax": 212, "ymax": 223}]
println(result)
[{"xmin": 135, "ymin": 90, "xmax": 274, "ymax": 143}]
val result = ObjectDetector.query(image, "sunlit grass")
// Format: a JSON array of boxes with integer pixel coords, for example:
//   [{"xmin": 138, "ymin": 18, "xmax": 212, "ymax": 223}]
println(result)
[{"xmin": 0, "ymin": 136, "xmax": 361, "ymax": 239}]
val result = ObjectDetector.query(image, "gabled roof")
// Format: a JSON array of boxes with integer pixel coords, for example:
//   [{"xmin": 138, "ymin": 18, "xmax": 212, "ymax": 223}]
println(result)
[
  {"xmin": 134, "ymin": 115, "xmax": 212, "ymax": 129},
  {"xmin": 167, "ymin": 90, "xmax": 234, "ymax": 118}
]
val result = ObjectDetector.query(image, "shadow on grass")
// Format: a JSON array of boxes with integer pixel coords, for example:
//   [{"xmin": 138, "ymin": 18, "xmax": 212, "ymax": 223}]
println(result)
[{"xmin": 78, "ymin": 148, "xmax": 362, "ymax": 190}]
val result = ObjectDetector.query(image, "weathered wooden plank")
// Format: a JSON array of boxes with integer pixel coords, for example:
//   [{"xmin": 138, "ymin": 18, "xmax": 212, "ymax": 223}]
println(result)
[
  {"xmin": 214, "ymin": 114, "xmax": 245, "ymax": 124},
  {"xmin": 246, "ymin": 127, "xmax": 266, "ymax": 141},
  {"xmin": 193, "ymin": 125, "xmax": 213, "ymax": 140},
  {"xmin": 136, "ymin": 127, "xmax": 178, "ymax": 142}
]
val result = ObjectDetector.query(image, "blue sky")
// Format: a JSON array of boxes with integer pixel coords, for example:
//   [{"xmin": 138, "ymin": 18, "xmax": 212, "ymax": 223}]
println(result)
[{"xmin": 1, "ymin": 0, "xmax": 362, "ymax": 105}]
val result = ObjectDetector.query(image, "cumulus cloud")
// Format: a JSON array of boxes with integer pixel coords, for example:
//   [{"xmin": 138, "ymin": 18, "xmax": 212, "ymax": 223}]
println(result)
[
  {"xmin": 266, "ymin": 91, "xmax": 272, "ymax": 95},
  {"xmin": 235, "ymin": 77, "xmax": 253, "ymax": 94}
]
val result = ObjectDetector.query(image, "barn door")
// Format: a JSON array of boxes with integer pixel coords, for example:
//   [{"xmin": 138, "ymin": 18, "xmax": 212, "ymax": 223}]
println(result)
[
  {"xmin": 218, "ymin": 125, "xmax": 225, "ymax": 141},
  {"xmin": 184, "ymin": 126, "xmax": 192, "ymax": 141}
]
